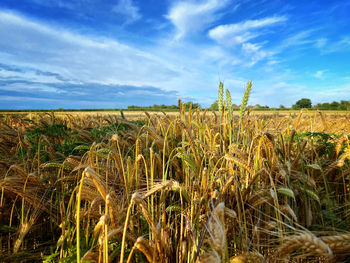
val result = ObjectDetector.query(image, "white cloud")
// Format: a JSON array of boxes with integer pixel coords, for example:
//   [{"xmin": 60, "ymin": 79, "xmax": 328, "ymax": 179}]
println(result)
[
  {"xmin": 30, "ymin": 0, "xmax": 76, "ymax": 9},
  {"xmin": 339, "ymin": 37, "xmax": 350, "ymax": 46},
  {"xmin": 279, "ymin": 30, "xmax": 315, "ymax": 49},
  {"xmin": 313, "ymin": 70, "xmax": 326, "ymax": 79},
  {"xmin": 166, "ymin": 0, "xmax": 230, "ymax": 40},
  {"xmin": 266, "ymin": 60, "xmax": 280, "ymax": 66},
  {"xmin": 206, "ymin": 16, "xmax": 286, "ymax": 67},
  {"xmin": 314, "ymin": 38, "xmax": 327, "ymax": 48},
  {"xmin": 0, "ymin": 10, "xmax": 234, "ymax": 106},
  {"xmin": 311, "ymin": 84, "xmax": 350, "ymax": 103},
  {"xmin": 0, "ymin": 10, "xmax": 179, "ymax": 89},
  {"xmin": 323, "ymin": 36, "xmax": 350, "ymax": 53},
  {"xmin": 241, "ymin": 42, "xmax": 274, "ymax": 66},
  {"xmin": 112, "ymin": 0, "xmax": 141, "ymax": 24},
  {"xmin": 0, "ymin": 68, "xmax": 62, "ymax": 84},
  {"xmin": 280, "ymin": 33, "xmax": 350, "ymax": 55},
  {"xmin": 208, "ymin": 16, "xmax": 287, "ymax": 45},
  {"xmin": 1, "ymin": 82, "xmax": 62, "ymax": 93},
  {"xmin": 199, "ymin": 46, "xmax": 242, "ymax": 66},
  {"xmin": 242, "ymin": 42, "xmax": 261, "ymax": 52}
]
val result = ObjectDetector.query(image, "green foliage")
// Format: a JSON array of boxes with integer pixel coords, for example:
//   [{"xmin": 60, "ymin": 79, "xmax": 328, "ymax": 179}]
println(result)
[
  {"xmin": 25, "ymin": 123, "xmax": 69, "ymax": 139},
  {"xmin": 120, "ymin": 110, "xmax": 126, "ymax": 119},
  {"xmin": 218, "ymin": 81, "xmax": 224, "ymax": 112},
  {"xmin": 183, "ymin": 102, "xmax": 200, "ymax": 110},
  {"xmin": 292, "ymin": 98, "xmax": 312, "ymax": 109},
  {"xmin": 0, "ymin": 251, "xmax": 42, "ymax": 262},
  {"xmin": 294, "ymin": 131, "xmax": 340, "ymax": 157},
  {"xmin": 90, "ymin": 120, "xmax": 146, "ymax": 141},
  {"xmin": 127, "ymin": 103, "xmax": 199, "ymax": 111},
  {"xmin": 43, "ymin": 236, "xmax": 93, "ymax": 263},
  {"xmin": 21, "ymin": 124, "xmax": 80, "ymax": 161},
  {"xmin": 239, "ymin": 81, "xmax": 252, "ymax": 122},
  {"xmin": 19, "ymin": 120, "xmax": 147, "ymax": 161},
  {"xmin": 226, "ymin": 89, "xmax": 232, "ymax": 113},
  {"xmin": 209, "ymin": 100, "xmax": 218, "ymax": 111},
  {"xmin": 0, "ymin": 224, "xmax": 17, "ymax": 234},
  {"xmin": 321, "ymin": 209, "xmax": 349, "ymax": 230},
  {"xmin": 127, "ymin": 104, "xmax": 179, "ymax": 111},
  {"xmin": 254, "ymin": 104, "xmax": 269, "ymax": 109},
  {"xmin": 314, "ymin": 100, "xmax": 350, "ymax": 110}
]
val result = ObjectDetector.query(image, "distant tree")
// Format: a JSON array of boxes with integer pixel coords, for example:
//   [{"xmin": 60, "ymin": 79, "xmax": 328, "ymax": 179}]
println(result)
[
  {"xmin": 314, "ymin": 103, "xmax": 322, "ymax": 109},
  {"xmin": 279, "ymin": 105, "xmax": 286, "ymax": 109},
  {"xmin": 210, "ymin": 100, "xmax": 218, "ymax": 111},
  {"xmin": 314, "ymin": 100, "xmax": 350, "ymax": 110},
  {"xmin": 292, "ymin": 98, "xmax": 312, "ymax": 109},
  {"xmin": 324, "ymin": 103, "xmax": 331, "ymax": 109},
  {"xmin": 184, "ymin": 102, "xmax": 200, "ymax": 110},
  {"xmin": 339, "ymin": 100, "xmax": 350, "ymax": 110},
  {"xmin": 192, "ymin": 103, "xmax": 201, "ymax": 109},
  {"xmin": 330, "ymin": 101, "xmax": 339, "ymax": 110}
]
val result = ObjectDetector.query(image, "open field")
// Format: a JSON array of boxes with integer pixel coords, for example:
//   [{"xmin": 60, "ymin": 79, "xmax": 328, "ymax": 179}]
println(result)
[
  {"xmin": 1, "ymin": 109, "xmax": 350, "ymax": 120},
  {"xmin": 0, "ymin": 107, "xmax": 350, "ymax": 262}
]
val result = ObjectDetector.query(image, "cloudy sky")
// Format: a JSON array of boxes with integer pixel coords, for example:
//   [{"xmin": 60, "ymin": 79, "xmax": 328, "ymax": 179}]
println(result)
[{"xmin": 0, "ymin": 0, "xmax": 349, "ymax": 109}]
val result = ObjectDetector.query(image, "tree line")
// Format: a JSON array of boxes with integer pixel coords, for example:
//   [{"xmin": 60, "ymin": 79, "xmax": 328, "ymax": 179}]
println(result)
[
  {"xmin": 291, "ymin": 98, "xmax": 350, "ymax": 110},
  {"xmin": 127, "ymin": 102, "xmax": 200, "ymax": 111},
  {"xmin": 208, "ymin": 98, "xmax": 350, "ymax": 111}
]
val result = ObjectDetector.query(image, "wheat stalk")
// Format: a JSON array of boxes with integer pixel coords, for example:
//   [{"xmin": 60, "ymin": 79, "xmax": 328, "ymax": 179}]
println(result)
[
  {"xmin": 274, "ymin": 233, "xmax": 333, "ymax": 261},
  {"xmin": 218, "ymin": 82, "xmax": 224, "ymax": 113}
]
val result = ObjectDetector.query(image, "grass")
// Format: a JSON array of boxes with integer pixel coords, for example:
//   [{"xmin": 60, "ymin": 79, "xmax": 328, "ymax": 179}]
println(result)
[{"xmin": 0, "ymin": 87, "xmax": 350, "ymax": 262}]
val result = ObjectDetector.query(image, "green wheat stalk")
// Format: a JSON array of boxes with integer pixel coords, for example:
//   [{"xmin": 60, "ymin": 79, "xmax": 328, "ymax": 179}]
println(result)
[
  {"xmin": 218, "ymin": 81, "xmax": 224, "ymax": 112},
  {"xmin": 226, "ymin": 89, "xmax": 233, "ymax": 143},
  {"xmin": 239, "ymin": 81, "xmax": 252, "ymax": 123},
  {"xmin": 226, "ymin": 89, "xmax": 232, "ymax": 117},
  {"xmin": 237, "ymin": 81, "xmax": 252, "ymax": 142}
]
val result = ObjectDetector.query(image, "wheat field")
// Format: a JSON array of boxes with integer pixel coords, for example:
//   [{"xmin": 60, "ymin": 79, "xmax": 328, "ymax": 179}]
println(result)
[{"xmin": 0, "ymin": 97, "xmax": 350, "ymax": 262}]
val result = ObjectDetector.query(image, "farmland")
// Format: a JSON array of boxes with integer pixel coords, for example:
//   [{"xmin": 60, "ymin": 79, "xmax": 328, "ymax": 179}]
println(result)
[{"xmin": 0, "ymin": 103, "xmax": 350, "ymax": 262}]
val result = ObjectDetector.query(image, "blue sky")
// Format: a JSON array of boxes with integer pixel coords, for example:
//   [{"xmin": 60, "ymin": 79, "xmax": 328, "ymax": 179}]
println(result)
[{"xmin": 0, "ymin": 0, "xmax": 349, "ymax": 109}]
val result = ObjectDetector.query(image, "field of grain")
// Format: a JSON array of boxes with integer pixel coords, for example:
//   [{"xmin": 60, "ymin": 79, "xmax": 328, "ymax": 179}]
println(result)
[{"xmin": 0, "ymin": 104, "xmax": 350, "ymax": 262}]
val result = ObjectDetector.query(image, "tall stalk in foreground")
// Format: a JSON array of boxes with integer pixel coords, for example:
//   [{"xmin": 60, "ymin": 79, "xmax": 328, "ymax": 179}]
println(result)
[
  {"xmin": 226, "ymin": 89, "xmax": 233, "ymax": 144},
  {"xmin": 218, "ymin": 81, "xmax": 224, "ymax": 113},
  {"xmin": 237, "ymin": 81, "xmax": 252, "ymax": 142}
]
